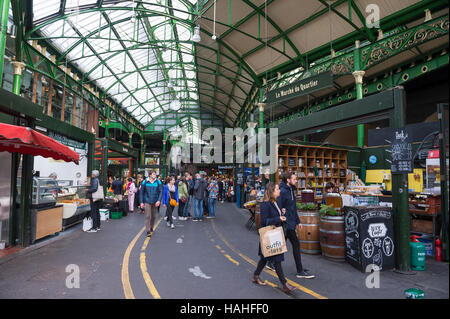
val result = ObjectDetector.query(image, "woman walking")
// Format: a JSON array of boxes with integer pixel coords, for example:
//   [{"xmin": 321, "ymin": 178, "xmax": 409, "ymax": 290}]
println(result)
[
  {"xmin": 252, "ymin": 182, "xmax": 296, "ymax": 293},
  {"xmin": 178, "ymin": 177, "xmax": 189, "ymax": 221},
  {"xmin": 162, "ymin": 176, "xmax": 179, "ymax": 229},
  {"xmin": 126, "ymin": 177, "xmax": 137, "ymax": 212},
  {"xmin": 207, "ymin": 177, "xmax": 219, "ymax": 219}
]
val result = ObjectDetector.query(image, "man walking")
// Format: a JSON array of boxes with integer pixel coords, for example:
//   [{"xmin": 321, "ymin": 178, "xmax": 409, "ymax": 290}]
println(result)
[
  {"xmin": 112, "ymin": 176, "xmax": 123, "ymax": 200},
  {"xmin": 140, "ymin": 170, "xmax": 163, "ymax": 237},
  {"xmin": 278, "ymin": 172, "xmax": 315, "ymax": 279}
]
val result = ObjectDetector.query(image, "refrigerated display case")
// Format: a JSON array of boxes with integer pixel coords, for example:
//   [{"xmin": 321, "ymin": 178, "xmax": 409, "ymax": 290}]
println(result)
[{"xmin": 56, "ymin": 180, "xmax": 90, "ymax": 229}]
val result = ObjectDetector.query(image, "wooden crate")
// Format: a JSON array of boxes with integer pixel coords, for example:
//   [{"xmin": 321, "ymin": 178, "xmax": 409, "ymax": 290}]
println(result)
[{"xmin": 411, "ymin": 219, "xmax": 433, "ymax": 234}]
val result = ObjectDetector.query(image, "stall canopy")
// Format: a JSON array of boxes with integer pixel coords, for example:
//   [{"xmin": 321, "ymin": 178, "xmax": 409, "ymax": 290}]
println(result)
[{"xmin": 0, "ymin": 123, "xmax": 80, "ymax": 164}]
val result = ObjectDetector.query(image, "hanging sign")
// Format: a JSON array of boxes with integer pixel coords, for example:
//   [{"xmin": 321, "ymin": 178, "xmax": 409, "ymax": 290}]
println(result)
[
  {"xmin": 390, "ymin": 127, "xmax": 413, "ymax": 174},
  {"xmin": 48, "ymin": 131, "xmax": 86, "ymax": 150},
  {"xmin": 266, "ymin": 71, "xmax": 334, "ymax": 105}
]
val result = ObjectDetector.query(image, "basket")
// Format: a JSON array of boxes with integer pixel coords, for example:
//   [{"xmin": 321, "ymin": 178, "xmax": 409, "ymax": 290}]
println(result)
[{"xmin": 110, "ymin": 210, "xmax": 123, "ymax": 219}]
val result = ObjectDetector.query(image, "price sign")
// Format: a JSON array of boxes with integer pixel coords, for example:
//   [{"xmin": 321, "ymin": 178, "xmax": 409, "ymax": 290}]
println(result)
[{"xmin": 391, "ymin": 127, "xmax": 413, "ymax": 174}]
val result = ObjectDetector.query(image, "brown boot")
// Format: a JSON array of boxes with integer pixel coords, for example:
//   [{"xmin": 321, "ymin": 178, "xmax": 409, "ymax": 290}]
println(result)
[
  {"xmin": 282, "ymin": 282, "xmax": 296, "ymax": 293},
  {"xmin": 252, "ymin": 275, "xmax": 266, "ymax": 286}
]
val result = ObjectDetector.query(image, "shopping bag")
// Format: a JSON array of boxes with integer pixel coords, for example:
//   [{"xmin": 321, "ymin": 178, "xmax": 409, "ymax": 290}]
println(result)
[
  {"xmin": 82, "ymin": 217, "xmax": 93, "ymax": 232},
  {"xmin": 258, "ymin": 225, "xmax": 287, "ymax": 258},
  {"xmin": 92, "ymin": 184, "xmax": 104, "ymax": 202}
]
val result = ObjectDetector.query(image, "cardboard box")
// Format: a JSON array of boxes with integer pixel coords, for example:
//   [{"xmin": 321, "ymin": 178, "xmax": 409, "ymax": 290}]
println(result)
[{"xmin": 411, "ymin": 219, "xmax": 433, "ymax": 234}]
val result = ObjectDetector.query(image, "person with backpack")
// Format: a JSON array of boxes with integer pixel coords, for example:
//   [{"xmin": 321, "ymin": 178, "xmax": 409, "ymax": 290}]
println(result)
[
  {"xmin": 162, "ymin": 176, "xmax": 179, "ymax": 229},
  {"xmin": 139, "ymin": 170, "xmax": 163, "ymax": 236},
  {"xmin": 178, "ymin": 177, "xmax": 189, "ymax": 221}
]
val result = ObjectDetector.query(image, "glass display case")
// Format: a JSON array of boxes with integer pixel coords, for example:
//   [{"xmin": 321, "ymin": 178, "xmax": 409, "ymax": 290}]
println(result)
[{"xmin": 32, "ymin": 177, "xmax": 59, "ymax": 207}]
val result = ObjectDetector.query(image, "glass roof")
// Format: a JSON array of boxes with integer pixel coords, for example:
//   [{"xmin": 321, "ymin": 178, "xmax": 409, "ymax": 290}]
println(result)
[{"xmin": 30, "ymin": 0, "xmax": 201, "ymax": 125}]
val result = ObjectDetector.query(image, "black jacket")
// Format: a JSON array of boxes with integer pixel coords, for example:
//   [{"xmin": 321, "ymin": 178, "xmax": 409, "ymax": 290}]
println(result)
[
  {"xmin": 193, "ymin": 178, "xmax": 207, "ymax": 200},
  {"xmin": 277, "ymin": 181, "xmax": 301, "ymax": 230},
  {"xmin": 258, "ymin": 201, "xmax": 285, "ymax": 263}
]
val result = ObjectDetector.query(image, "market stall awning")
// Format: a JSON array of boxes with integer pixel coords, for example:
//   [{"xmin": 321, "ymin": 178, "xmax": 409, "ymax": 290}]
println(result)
[{"xmin": 0, "ymin": 123, "xmax": 80, "ymax": 164}]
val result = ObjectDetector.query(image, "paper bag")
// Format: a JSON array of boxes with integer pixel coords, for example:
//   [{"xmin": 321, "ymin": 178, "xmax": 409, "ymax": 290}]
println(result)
[{"xmin": 258, "ymin": 225, "xmax": 287, "ymax": 258}]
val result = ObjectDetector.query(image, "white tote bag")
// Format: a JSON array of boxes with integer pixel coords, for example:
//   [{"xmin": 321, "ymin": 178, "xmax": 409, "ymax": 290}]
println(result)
[
  {"xmin": 83, "ymin": 217, "xmax": 93, "ymax": 232},
  {"xmin": 92, "ymin": 183, "xmax": 104, "ymax": 202}
]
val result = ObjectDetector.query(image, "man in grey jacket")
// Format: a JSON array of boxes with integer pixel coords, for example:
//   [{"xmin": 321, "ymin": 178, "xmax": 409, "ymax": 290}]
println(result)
[
  {"xmin": 86, "ymin": 170, "xmax": 101, "ymax": 233},
  {"xmin": 193, "ymin": 173, "xmax": 207, "ymax": 221}
]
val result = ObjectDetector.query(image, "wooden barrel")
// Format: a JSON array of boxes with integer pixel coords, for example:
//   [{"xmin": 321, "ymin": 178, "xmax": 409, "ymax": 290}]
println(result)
[
  {"xmin": 297, "ymin": 211, "xmax": 321, "ymax": 255},
  {"xmin": 319, "ymin": 215, "xmax": 345, "ymax": 261},
  {"xmin": 255, "ymin": 211, "xmax": 261, "ymax": 229}
]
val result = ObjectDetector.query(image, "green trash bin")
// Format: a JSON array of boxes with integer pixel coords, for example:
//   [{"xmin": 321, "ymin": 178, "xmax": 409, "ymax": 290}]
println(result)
[{"xmin": 410, "ymin": 235, "xmax": 426, "ymax": 271}]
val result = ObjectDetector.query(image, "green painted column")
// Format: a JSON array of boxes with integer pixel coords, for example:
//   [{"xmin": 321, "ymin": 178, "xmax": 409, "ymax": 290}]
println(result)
[
  {"xmin": 11, "ymin": 61, "xmax": 25, "ymax": 95},
  {"xmin": 391, "ymin": 87, "xmax": 411, "ymax": 272},
  {"xmin": 162, "ymin": 131, "xmax": 167, "ymax": 179},
  {"xmin": 353, "ymin": 40, "xmax": 366, "ymax": 148},
  {"xmin": 0, "ymin": 0, "xmax": 10, "ymax": 85},
  {"xmin": 140, "ymin": 138, "xmax": 144, "ymax": 169}
]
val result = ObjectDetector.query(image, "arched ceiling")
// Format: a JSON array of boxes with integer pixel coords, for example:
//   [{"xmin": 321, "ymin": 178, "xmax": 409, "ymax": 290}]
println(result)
[{"xmin": 24, "ymin": 0, "xmax": 448, "ymax": 129}]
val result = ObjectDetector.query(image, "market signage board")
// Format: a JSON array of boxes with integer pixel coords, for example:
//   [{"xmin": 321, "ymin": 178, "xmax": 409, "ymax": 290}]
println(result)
[
  {"xmin": 266, "ymin": 71, "xmax": 334, "ymax": 105},
  {"xmin": 390, "ymin": 127, "xmax": 413, "ymax": 174},
  {"xmin": 344, "ymin": 207, "xmax": 395, "ymax": 272},
  {"xmin": 48, "ymin": 131, "xmax": 86, "ymax": 150}
]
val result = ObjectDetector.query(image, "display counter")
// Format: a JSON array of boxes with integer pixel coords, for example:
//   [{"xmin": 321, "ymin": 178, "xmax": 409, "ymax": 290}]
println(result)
[
  {"xmin": 56, "ymin": 181, "xmax": 90, "ymax": 229},
  {"xmin": 32, "ymin": 204, "xmax": 63, "ymax": 242}
]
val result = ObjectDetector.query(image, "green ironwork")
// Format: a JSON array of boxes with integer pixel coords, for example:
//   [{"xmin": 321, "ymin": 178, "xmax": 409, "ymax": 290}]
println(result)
[{"xmin": 0, "ymin": 0, "xmax": 10, "ymax": 84}]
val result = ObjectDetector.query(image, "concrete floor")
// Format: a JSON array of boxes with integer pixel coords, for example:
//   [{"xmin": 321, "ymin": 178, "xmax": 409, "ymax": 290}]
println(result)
[{"xmin": 0, "ymin": 202, "xmax": 448, "ymax": 299}]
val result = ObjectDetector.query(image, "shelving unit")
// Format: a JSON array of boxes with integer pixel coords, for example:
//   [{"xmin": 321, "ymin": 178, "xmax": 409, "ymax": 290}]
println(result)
[{"xmin": 276, "ymin": 144, "xmax": 348, "ymax": 198}]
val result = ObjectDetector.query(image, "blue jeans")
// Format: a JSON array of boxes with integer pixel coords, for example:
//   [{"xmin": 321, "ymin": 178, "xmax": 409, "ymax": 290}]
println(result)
[
  {"xmin": 208, "ymin": 198, "xmax": 217, "ymax": 217},
  {"xmin": 183, "ymin": 196, "xmax": 191, "ymax": 217},
  {"xmin": 193, "ymin": 198, "xmax": 204, "ymax": 218}
]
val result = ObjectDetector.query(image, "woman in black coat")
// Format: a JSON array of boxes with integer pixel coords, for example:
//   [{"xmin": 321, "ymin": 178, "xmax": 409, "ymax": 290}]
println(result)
[{"xmin": 252, "ymin": 182, "xmax": 296, "ymax": 293}]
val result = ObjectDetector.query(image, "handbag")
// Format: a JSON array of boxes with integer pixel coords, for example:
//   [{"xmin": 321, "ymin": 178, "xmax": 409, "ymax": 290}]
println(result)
[
  {"xmin": 180, "ymin": 196, "xmax": 187, "ymax": 204},
  {"xmin": 169, "ymin": 192, "xmax": 178, "ymax": 207},
  {"xmin": 92, "ymin": 183, "xmax": 104, "ymax": 202}
]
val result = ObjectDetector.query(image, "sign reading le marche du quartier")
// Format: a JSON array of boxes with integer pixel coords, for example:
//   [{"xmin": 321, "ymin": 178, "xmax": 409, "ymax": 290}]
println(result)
[{"xmin": 266, "ymin": 71, "xmax": 334, "ymax": 105}]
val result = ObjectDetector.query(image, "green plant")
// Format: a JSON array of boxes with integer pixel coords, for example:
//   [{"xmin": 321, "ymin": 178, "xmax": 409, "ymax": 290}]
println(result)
[
  {"xmin": 297, "ymin": 202, "xmax": 317, "ymax": 211},
  {"xmin": 319, "ymin": 204, "xmax": 340, "ymax": 217}
]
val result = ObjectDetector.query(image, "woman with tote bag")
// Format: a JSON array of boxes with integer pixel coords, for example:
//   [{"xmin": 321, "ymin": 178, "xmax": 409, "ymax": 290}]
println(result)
[
  {"xmin": 162, "ymin": 176, "xmax": 179, "ymax": 229},
  {"xmin": 252, "ymin": 182, "xmax": 296, "ymax": 293}
]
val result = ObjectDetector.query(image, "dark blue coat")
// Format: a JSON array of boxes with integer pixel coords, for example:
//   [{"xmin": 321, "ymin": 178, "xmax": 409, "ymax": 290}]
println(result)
[
  {"xmin": 258, "ymin": 201, "xmax": 285, "ymax": 263},
  {"xmin": 277, "ymin": 181, "xmax": 301, "ymax": 230}
]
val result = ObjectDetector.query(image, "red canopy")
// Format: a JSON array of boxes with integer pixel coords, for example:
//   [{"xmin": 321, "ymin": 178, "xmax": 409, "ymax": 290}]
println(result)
[{"xmin": 0, "ymin": 123, "xmax": 80, "ymax": 164}]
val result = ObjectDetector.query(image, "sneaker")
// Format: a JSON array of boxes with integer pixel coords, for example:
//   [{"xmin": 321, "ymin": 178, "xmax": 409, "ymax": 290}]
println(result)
[
  {"xmin": 296, "ymin": 270, "xmax": 315, "ymax": 279},
  {"xmin": 86, "ymin": 228, "xmax": 97, "ymax": 233},
  {"xmin": 96, "ymin": 228, "xmax": 101, "ymax": 231},
  {"xmin": 167, "ymin": 221, "xmax": 171, "ymax": 227},
  {"xmin": 164, "ymin": 216, "xmax": 168, "ymax": 221},
  {"xmin": 199, "ymin": 218, "xmax": 203, "ymax": 222},
  {"xmin": 193, "ymin": 218, "xmax": 199, "ymax": 222},
  {"xmin": 265, "ymin": 263, "xmax": 275, "ymax": 271},
  {"xmin": 171, "ymin": 224, "xmax": 175, "ymax": 229},
  {"xmin": 172, "ymin": 216, "xmax": 177, "ymax": 220},
  {"xmin": 146, "ymin": 231, "xmax": 152, "ymax": 237}
]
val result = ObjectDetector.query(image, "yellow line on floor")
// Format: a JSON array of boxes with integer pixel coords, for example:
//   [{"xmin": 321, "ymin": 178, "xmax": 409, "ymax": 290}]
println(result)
[
  {"xmin": 121, "ymin": 226, "xmax": 145, "ymax": 299},
  {"xmin": 140, "ymin": 218, "xmax": 162, "ymax": 299},
  {"xmin": 210, "ymin": 220, "xmax": 328, "ymax": 300}
]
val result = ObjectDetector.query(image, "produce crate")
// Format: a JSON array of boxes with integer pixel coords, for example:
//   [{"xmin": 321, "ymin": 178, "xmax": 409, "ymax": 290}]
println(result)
[
  {"xmin": 110, "ymin": 210, "xmax": 123, "ymax": 219},
  {"xmin": 411, "ymin": 219, "xmax": 433, "ymax": 234}
]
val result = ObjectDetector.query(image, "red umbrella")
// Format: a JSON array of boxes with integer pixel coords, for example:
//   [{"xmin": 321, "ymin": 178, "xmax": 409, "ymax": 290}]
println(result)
[{"xmin": 0, "ymin": 123, "xmax": 80, "ymax": 164}]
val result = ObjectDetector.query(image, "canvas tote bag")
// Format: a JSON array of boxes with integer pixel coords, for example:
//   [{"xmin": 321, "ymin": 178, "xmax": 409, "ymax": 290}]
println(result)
[{"xmin": 258, "ymin": 202, "xmax": 287, "ymax": 258}]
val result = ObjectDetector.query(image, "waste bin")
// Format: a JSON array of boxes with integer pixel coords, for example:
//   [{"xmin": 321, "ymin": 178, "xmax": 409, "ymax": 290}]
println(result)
[
  {"xmin": 344, "ymin": 206, "xmax": 395, "ymax": 272},
  {"xmin": 410, "ymin": 235, "xmax": 426, "ymax": 271}
]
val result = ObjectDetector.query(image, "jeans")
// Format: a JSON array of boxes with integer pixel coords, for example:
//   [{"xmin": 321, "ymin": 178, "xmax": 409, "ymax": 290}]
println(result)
[
  {"xmin": 178, "ymin": 201, "xmax": 185, "ymax": 217},
  {"xmin": 193, "ymin": 198, "xmax": 204, "ymax": 218},
  {"xmin": 166, "ymin": 204, "xmax": 174, "ymax": 225},
  {"xmin": 90, "ymin": 199, "xmax": 101, "ymax": 229},
  {"xmin": 184, "ymin": 196, "xmax": 192, "ymax": 217},
  {"xmin": 144, "ymin": 203, "xmax": 158, "ymax": 232},
  {"xmin": 208, "ymin": 198, "xmax": 217, "ymax": 217}
]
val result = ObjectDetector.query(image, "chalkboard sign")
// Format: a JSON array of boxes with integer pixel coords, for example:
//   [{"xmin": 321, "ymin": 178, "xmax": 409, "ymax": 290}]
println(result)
[
  {"xmin": 344, "ymin": 206, "xmax": 395, "ymax": 272},
  {"xmin": 391, "ymin": 127, "xmax": 413, "ymax": 174}
]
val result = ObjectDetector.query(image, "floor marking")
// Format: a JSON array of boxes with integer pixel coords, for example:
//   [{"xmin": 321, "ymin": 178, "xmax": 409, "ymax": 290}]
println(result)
[
  {"xmin": 210, "ymin": 220, "xmax": 328, "ymax": 300},
  {"xmin": 224, "ymin": 254, "xmax": 240, "ymax": 266},
  {"xmin": 189, "ymin": 266, "xmax": 212, "ymax": 279},
  {"xmin": 140, "ymin": 218, "xmax": 162, "ymax": 299},
  {"xmin": 264, "ymin": 280, "xmax": 278, "ymax": 288},
  {"xmin": 121, "ymin": 226, "xmax": 145, "ymax": 299}
]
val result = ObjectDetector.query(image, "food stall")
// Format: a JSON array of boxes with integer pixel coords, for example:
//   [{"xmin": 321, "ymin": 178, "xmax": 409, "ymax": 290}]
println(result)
[{"xmin": 56, "ymin": 180, "xmax": 90, "ymax": 229}]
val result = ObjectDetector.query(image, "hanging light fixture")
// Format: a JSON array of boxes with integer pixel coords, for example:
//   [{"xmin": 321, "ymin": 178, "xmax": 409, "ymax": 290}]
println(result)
[
  {"xmin": 212, "ymin": 0, "xmax": 217, "ymax": 40},
  {"xmin": 192, "ymin": 25, "xmax": 201, "ymax": 43}
]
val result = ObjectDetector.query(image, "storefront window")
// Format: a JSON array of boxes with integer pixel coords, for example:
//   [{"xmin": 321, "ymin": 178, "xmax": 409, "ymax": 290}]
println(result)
[
  {"xmin": 21, "ymin": 69, "xmax": 34, "ymax": 101},
  {"xmin": 51, "ymin": 82, "xmax": 63, "ymax": 120},
  {"xmin": 74, "ymin": 94, "xmax": 84, "ymax": 129},
  {"xmin": 1, "ymin": 58, "xmax": 14, "ymax": 92},
  {"xmin": 40, "ymin": 76, "xmax": 51, "ymax": 115}
]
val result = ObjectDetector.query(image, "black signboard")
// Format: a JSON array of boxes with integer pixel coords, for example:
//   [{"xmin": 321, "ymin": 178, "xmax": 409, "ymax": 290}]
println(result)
[
  {"xmin": 266, "ymin": 71, "xmax": 334, "ymax": 105},
  {"xmin": 344, "ymin": 206, "xmax": 395, "ymax": 272},
  {"xmin": 390, "ymin": 127, "xmax": 413, "ymax": 174}
]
